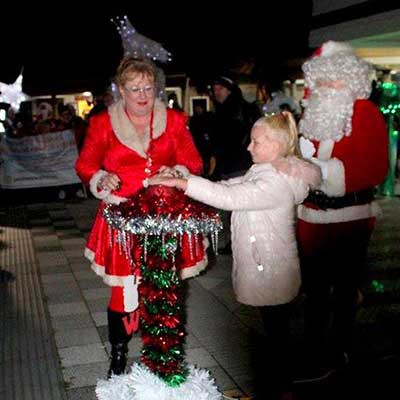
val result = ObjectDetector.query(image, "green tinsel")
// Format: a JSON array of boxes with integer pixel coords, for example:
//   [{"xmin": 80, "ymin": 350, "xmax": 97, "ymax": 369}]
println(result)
[
  {"xmin": 142, "ymin": 345, "xmax": 184, "ymax": 362},
  {"xmin": 140, "ymin": 265, "xmax": 180, "ymax": 288},
  {"xmin": 139, "ymin": 235, "xmax": 188, "ymax": 385},
  {"xmin": 144, "ymin": 237, "xmax": 177, "ymax": 260},
  {"xmin": 163, "ymin": 371, "xmax": 188, "ymax": 387},
  {"xmin": 143, "ymin": 299, "xmax": 182, "ymax": 315},
  {"xmin": 141, "ymin": 324, "xmax": 179, "ymax": 336}
]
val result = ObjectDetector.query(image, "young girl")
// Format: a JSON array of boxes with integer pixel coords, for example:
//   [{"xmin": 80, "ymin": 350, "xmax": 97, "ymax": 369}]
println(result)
[{"xmin": 149, "ymin": 112, "xmax": 321, "ymax": 399}]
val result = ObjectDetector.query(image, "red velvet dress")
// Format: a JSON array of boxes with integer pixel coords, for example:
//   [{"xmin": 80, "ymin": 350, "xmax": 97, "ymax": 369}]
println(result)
[{"xmin": 75, "ymin": 107, "xmax": 206, "ymax": 312}]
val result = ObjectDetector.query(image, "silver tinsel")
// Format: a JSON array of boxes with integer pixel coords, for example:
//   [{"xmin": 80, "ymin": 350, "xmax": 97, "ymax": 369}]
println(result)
[{"xmin": 103, "ymin": 205, "xmax": 222, "ymax": 263}]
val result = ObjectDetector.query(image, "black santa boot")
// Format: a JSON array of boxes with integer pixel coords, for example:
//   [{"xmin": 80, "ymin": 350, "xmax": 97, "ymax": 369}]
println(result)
[{"xmin": 107, "ymin": 308, "xmax": 133, "ymax": 379}]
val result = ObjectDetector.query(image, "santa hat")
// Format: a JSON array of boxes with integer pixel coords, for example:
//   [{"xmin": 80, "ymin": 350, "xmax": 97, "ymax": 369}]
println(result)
[
  {"xmin": 302, "ymin": 40, "xmax": 372, "ymax": 101},
  {"xmin": 314, "ymin": 41, "xmax": 354, "ymax": 58},
  {"xmin": 303, "ymin": 41, "xmax": 354, "ymax": 100}
]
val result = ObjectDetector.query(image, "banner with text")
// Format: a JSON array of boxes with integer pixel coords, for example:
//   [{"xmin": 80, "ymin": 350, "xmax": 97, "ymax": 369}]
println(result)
[{"xmin": 0, "ymin": 130, "xmax": 81, "ymax": 189}]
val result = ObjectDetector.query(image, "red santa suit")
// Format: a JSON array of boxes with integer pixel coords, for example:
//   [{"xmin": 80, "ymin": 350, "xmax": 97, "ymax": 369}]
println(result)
[
  {"xmin": 298, "ymin": 99, "xmax": 388, "ymax": 225},
  {"xmin": 296, "ymin": 95, "xmax": 389, "ymax": 359},
  {"xmin": 76, "ymin": 99, "xmax": 206, "ymax": 314}
]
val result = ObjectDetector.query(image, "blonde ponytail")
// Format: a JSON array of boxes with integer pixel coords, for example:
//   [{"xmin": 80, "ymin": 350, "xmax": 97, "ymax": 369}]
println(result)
[{"xmin": 281, "ymin": 111, "xmax": 301, "ymax": 156}]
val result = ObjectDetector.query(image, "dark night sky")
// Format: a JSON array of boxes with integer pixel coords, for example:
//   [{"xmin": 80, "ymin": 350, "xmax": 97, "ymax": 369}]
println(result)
[{"xmin": 0, "ymin": 3, "xmax": 312, "ymax": 95}]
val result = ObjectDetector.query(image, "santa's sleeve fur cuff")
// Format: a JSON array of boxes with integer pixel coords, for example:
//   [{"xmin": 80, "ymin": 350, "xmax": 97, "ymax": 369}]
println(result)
[{"xmin": 320, "ymin": 158, "xmax": 345, "ymax": 196}]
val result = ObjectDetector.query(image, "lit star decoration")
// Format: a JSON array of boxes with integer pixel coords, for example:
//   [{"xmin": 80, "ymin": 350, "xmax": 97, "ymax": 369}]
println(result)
[
  {"xmin": 111, "ymin": 15, "xmax": 172, "ymax": 63},
  {"xmin": 0, "ymin": 73, "xmax": 29, "ymax": 111}
]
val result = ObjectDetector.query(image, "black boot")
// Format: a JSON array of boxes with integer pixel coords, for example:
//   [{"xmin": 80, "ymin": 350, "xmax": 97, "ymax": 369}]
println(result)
[
  {"xmin": 108, "ymin": 343, "xmax": 128, "ymax": 378},
  {"xmin": 107, "ymin": 308, "xmax": 133, "ymax": 379}
]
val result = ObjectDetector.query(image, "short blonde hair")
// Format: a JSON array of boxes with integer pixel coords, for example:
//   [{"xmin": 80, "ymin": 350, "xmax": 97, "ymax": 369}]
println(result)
[
  {"xmin": 253, "ymin": 111, "xmax": 300, "ymax": 156},
  {"xmin": 115, "ymin": 56, "xmax": 157, "ymax": 87}
]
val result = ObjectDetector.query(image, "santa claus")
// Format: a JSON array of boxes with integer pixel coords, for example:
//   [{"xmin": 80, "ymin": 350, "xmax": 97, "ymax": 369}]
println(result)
[{"xmin": 296, "ymin": 41, "xmax": 389, "ymax": 381}]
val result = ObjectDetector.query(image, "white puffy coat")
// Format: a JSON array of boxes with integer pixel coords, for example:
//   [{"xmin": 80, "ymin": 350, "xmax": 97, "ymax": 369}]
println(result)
[{"xmin": 186, "ymin": 156, "xmax": 321, "ymax": 306}]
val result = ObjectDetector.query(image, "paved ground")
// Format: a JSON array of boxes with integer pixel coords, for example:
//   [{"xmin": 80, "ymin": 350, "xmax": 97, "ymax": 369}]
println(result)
[{"xmin": 1, "ymin": 195, "xmax": 399, "ymax": 399}]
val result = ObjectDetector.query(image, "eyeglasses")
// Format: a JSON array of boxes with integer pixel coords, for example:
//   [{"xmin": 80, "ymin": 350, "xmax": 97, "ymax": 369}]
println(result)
[{"xmin": 124, "ymin": 86, "xmax": 155, "ymax": 96}]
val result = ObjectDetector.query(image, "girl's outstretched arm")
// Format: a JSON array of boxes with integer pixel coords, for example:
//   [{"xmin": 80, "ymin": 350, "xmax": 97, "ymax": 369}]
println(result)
[{"xmin": 148, "ymin": 177, "xmax": 188, "ymax": 191}]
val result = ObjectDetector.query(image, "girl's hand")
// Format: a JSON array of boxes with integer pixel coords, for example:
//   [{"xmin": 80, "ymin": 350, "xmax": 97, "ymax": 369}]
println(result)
[
  {"xmin": 148, "ymin": 177, "xmax": 188, "ymax": 191},
  {"xmin": 98, "ymin": 173, "xmax": 121, "ymax": 191}
]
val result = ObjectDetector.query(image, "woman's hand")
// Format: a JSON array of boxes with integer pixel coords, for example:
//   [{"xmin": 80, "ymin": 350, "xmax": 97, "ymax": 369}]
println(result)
[
  {"xmin": 98, "ymin": 173, "xmax": 121, "ymax": 191},
  {"xmin": 157, "ymin": 166, "xmax": 185, "ymax": 178},
  {"xmin": 148, "ymin": 177, "xmax": 188, "ymax": 191}
]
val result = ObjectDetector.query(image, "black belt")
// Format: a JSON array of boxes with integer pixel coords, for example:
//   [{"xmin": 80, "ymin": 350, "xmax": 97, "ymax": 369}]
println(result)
[{"xmin": 305, "ymin": 189, "xmax": 375, "ymax": 210}]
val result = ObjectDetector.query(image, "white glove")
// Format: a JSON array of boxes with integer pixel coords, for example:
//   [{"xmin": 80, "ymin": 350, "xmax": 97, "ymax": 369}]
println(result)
[
  {"xmin": 299, "ymin": 136, "xmax": 315, "ymax": 159},
  {"xmin": 310, "ymin": 157, "xmax": 328, "ymax": 180}
]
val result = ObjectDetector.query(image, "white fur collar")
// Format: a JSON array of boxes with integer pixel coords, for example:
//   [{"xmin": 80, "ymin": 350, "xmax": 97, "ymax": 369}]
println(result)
[{"xmin": 108, "ymin": 98, "xmax": 167, "ymax": 158}]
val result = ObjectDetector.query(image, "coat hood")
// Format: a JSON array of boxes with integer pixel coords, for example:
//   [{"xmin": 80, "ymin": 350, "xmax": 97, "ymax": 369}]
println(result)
[{"xmin": 271, "ymin": 156, "xmax": 322, "ymax": 203}]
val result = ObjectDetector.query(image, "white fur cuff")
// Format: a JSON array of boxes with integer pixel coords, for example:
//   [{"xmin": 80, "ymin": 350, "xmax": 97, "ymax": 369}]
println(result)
[
  {"xmin": 89, "ymin": 170, "xmax": 128, "ymax": 204},
  {"xmin": 89, "ymin": 170, "xmax": 111, "ymax": 200},
  {"xmin": 320, "ymin": 158, "xmax": 345, "ymax": 197}
]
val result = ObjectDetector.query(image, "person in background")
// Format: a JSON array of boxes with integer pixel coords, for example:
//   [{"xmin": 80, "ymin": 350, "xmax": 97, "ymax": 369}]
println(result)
[
  {"xmin": 149, "ymin": 112, "xmax": 321, "ymax": 400},
  {"xmin": 56, "ymin": 103, "xmax": 87, "ymax": 152},
  {"xmin": 87, "ymin": 90, "xmax": 115, "ymax": 120},
  {"xmin": 256, "ymin": 81, "xmax": 301, "ymax": 119},
  {"xmin": 295, "ymin": 40, "xmax": 389, "ymax": 382},
  {"xmin": 210, "ymin": 76, "xmax": 261, "ymax": 254},
  {"xmin": 189, "ymin": 102, "xmax": 214, "ymax": 177},
  {"xmin": 75, "ymin": 56, "xmax": 206, "ymax": 379},
  {"xmin": 34, "ymin": 102, "xmax": 57, "ymax": 134},
  {"xmin": 167, "ymin": 92, "xmax": 183, "ymax": 111}
]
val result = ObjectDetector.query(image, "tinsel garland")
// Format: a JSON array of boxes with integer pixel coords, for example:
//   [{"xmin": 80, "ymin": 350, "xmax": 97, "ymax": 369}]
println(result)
[
  {"xmin": 103, "ymin": 186, "xmax": 222, "ymax": 389},
  {"xmin": 103, "ymin": 186, "xmax": 222, "ymax": 263},
  {"xmin": 138, "ymin": 235, "xmax": 187, "ymax": 386}
]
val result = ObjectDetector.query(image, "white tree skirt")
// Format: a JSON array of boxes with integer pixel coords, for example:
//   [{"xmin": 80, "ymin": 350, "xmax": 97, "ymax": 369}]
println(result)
[{"xmin": 96, "ymin": 363, "xmax": 222, "ymax": 400}]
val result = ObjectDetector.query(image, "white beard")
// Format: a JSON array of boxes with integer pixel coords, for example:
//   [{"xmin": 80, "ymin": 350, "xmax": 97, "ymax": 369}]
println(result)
[{"xmin": 299, "ymin": 87, "xmax": 356, "ymax": 142}]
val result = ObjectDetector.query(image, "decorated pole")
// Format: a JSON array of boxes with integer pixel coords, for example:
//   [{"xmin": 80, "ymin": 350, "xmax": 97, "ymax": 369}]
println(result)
[{"xmin": 96, "ymin": 186, "xmax": 223, "ymax": 400}]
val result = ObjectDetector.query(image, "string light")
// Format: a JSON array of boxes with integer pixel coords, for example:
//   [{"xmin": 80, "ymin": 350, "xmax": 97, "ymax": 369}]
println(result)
[{"xmin": 111, "ymin": 15, "xmax": 172, "ymax": 63}]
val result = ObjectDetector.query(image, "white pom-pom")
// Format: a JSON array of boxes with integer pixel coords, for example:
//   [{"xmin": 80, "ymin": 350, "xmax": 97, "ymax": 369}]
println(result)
[{"xmin": 321, "ymin": 41, "xmax": 354, "ymax": 57}]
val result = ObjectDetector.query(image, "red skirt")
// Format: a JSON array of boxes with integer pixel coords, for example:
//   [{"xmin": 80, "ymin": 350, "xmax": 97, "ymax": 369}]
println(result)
[{"xmin": 84, "ymin": 202, "xmax": 209, "ymax": 287}]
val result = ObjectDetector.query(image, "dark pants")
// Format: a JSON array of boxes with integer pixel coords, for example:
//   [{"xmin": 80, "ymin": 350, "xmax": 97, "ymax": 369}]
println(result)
[
  {"xmin": 256, "ymin": 303, "xmax": 293, "ymax": 397},
  {"xmin": 297, "ymin": 217, "xmax": 375, "ymax": 359}
]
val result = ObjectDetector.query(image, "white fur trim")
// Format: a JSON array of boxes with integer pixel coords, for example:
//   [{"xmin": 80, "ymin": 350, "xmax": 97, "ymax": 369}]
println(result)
[
  {"xmin": 321, "ymin": 41, "xmax": 354, "ymax": 57},
  {"xmin": 180, "ymin": 238, "xmax": 209, "ymax": 280},
  {"xmin": 85, "ymin": 248, "xmax": 133, "ymax": 286},
  {"xmin": 89, "ymin": 170, "xmax": 111, "ymax": 200},
  {"xmin": 320, "ymin": 158, "xmax": 345, "ymax": 197},
  {"xmin": 298, "ymin": 201, "xmax": 381, "ymax": 224},
  {"xmin": 180, "ymin": 255, "xmax": 208, "ymax": 279},
  {"xmin": 317, "ymin": 139, "xmax": 334, "ymax": 160},
  {"xmin": 108, "ymin": 99, "xmax": 167, "ymax": 157},
  {"xmin": 96, "ymin": 363, "xmax": 222, "ymax": 400},
  {"xmin": 89, "ymin": 170, "xmax": 129, "ymax": 204}
]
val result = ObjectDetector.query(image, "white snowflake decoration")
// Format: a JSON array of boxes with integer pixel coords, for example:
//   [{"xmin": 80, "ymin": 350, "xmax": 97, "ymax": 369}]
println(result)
[{"xmin": 0, "ymin": 73, "xmax": 29, "ymax": 111}]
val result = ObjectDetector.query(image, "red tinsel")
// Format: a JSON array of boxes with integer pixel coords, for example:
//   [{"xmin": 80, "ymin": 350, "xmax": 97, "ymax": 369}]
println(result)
[
  {"xmin": 142, "ymin": 358, "xmax": 181, "ymax": 375},
  {"xmin": 116, "ymin": 185, "xmax": 218, "ymax": 221},
  {"xmin": 142, "ymin": 334, "xmax": 181, "ymax": 352}
]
